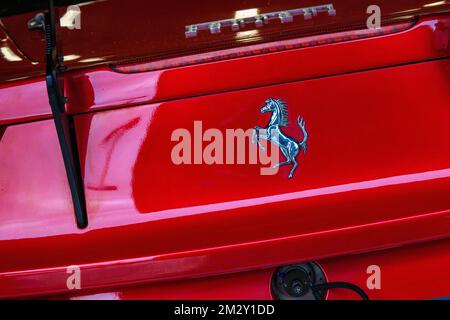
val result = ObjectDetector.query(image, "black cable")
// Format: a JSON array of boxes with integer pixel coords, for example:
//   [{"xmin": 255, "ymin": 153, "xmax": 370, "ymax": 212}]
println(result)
[{"xmin": 311, "ymin": 282, "xmax": 370, "ymax": 300}]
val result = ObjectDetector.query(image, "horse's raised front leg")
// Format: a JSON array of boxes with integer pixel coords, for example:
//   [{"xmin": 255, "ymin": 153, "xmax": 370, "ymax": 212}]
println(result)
[
  {"xmin": 253, "ymin": 126, "xmax": 268, "ymax": 151},
  {"xmin": 252, "ymin": 127, "xmax": 259, "ymax": 144}
]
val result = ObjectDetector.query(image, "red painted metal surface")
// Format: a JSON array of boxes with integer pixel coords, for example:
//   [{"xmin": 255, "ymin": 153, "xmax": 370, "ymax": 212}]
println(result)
[
  {"xmin": 1, "ymin": 15, "xmax": 449, "ymax": 126},
  {"xmin": 1, "ymin": 0, "xmax": 448, "ymax": 83},
  {"xmin": 0, "ymin": 57, "xmax": 449, "ymax": 298},
  {"xmin": 322, "ymin": 238, "xmax": 450, "ymax": 300},
  {"xmin": 0, "ymin": 78, "xmax": 50, "ymax": 125},
  {"xmin": 52, "ymin": 238, "xmax": 450, "ymax": 300},
  {"xmin": 65, "ymin": 16, "xmax": 450, "ymax": 114},
  {"xmin": 0, "ymin": 25, "xmax": 40, "ymax": 82},
  {"xmin": 0, "ymin": 2, "xmax": 449, "ymax": 299}
]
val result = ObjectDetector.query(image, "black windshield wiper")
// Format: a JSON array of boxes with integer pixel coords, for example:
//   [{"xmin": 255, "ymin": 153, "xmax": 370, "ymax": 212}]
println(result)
[{"xmin": 43, "ymin": 0, "xmax": 88, "ymax": 228}]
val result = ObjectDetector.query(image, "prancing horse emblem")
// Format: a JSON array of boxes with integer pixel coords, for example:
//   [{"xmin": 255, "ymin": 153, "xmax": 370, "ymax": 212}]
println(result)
[{"xmin": 252, "ymin": 98, "xmax": 308, "ymax": 178}]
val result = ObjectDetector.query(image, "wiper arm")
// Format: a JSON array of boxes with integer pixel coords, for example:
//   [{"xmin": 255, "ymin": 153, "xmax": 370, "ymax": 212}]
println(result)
[{"xmin": 43, "ymin": 0, "xmax": 88, "ymax": 228}]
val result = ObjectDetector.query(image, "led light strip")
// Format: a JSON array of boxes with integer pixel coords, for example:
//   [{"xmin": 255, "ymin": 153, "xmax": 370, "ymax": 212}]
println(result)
[
  {"xmin": 185, "ymin": 4, "xmax": 336, "ymax": 38},
  {"xmin": 113, "ymin": 22, "xmax": 414, "ymax": 74}
]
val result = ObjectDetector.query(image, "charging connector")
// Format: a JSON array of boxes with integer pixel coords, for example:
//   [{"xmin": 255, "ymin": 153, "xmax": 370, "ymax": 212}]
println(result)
[{"xmin": 272, "ymin": 262, "xmax": 369, "ymax": 300}]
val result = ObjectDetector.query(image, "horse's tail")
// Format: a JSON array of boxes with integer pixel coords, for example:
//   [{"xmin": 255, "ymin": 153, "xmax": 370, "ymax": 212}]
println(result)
[{"xmin": 297, "ymin": 116, "xmax": 308, "ymax": 153}]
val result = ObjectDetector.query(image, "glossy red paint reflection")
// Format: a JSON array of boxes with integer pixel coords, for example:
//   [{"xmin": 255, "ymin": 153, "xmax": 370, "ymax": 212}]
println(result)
[
  {"xmin": 52, "ymin": 237, "xmax": 450, "ymax": 300},
  {"xmin": 0, "ymin": 78, "xmax": 50, "ymax": 125},
  {"xmin": 66, "ymin": 16, "xmax": 450, "ymax": 114},
  {"xmin": 2, "ymin": 0, "xmax": 448, "ymax": 83},
  {"xmin": 0, "ymin": 120, "xmax": 79, "ymax": 241},
  {"xmin": 78, "ymin": 59, "xmax": 450, "ymax": 216},
  {"xmin": 0, "ymin": 11, "xmax": 449, "ymax": 299},
  {"xmin": 322, "ymin": 238, "xmax": 450, "ymax": 300},
  {"xmin": 0, "ymin": 26, "xmax": 40, "ymax": 82},
  {"xmin": 1, "ymin": 16, "xmax": 448, "ymax": 125},
  {"xmin": 0, "ymin": 58, "xmax": 449, "ymax": 298}
]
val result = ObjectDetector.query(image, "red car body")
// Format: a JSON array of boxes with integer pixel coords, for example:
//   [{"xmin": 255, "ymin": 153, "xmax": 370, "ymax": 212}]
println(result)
[{"xmin": 0, "ymin": 0, "xmax": 449, "ymax": 299}]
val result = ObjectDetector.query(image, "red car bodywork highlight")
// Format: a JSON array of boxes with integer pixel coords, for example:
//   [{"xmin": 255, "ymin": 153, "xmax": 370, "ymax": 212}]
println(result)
[
  {"xmin": 1, "ymin": 16, "xmax": 449, "ymax": 126},
  {"xmin": 0, "ymin": 10, "xmax": 449, "ymax": 299},
  {"xmin": 50, "ymin": 237, "xmax": 450, "ymax": 300},
  {"xmin": 1, "ymin": 0, "xmax": 448, "ymax": 83}
]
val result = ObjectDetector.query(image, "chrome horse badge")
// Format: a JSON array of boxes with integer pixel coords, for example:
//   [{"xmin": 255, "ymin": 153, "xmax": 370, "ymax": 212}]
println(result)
[{"xmin": 252, "ymin": 98, "xmax": 308, "ymax": 178}]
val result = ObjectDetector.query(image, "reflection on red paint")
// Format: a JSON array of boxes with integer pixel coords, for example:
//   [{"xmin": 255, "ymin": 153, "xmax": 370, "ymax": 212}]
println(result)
[{"xmin": 0, "ymin": 14, "xmax": 449, "ymax": 299}]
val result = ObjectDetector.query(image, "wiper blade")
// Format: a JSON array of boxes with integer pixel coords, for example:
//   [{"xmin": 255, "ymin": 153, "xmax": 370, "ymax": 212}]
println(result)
[{"xmin": 43, "ymin": 0, "xmax": 88, "ymax": 228}]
